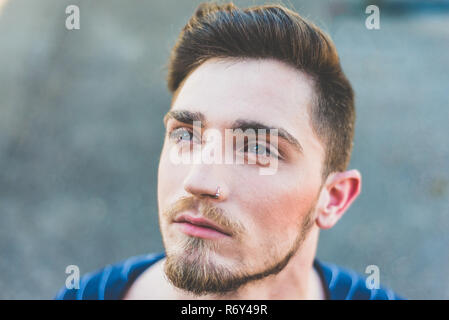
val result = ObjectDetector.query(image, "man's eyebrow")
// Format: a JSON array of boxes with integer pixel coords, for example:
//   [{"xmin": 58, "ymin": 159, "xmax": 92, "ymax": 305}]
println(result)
[
  {"xmin": 231, "ymin": 119, "xmax": 304, "ymax": 154},
  {"xmin": 163, "ymin": 110, "xmax": 206, "ymax": 128},
  {"xmin": 163, "ymin": 109, "xmax": 303, "ymax": 154}
]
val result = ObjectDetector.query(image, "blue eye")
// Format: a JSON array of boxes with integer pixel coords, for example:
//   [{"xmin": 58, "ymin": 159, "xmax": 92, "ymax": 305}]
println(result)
[
  {"xmin": 169, "ymin": 128, "xmax": 193, "ymax": 143},
  {"xmin": 246, "ymin": 143, "xmax": 268, "ymax": 155},
  {"xmin": 244, "ymin": 141, "xmax": 281, "ymax": 160}
]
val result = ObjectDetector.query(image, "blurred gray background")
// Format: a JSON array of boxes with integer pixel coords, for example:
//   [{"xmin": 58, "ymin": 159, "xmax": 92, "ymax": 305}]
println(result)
[{"xmin": 0, "ymin": 0, "xmax": 448, "ymax": 299}]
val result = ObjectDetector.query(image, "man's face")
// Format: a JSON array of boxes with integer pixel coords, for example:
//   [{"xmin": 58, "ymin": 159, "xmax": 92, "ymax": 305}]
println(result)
[{"xmin": 157, "ymin": 58, "xmax": 325, "ymax": 295}]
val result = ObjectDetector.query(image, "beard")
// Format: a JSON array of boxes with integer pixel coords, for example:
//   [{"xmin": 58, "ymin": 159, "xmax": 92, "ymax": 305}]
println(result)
[{"xmin": 161, "ymin": 196, "xmax": 317, "ymax": 297}]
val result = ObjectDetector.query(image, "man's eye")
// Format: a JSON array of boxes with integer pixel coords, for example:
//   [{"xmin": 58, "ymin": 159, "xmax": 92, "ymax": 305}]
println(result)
[
  {"xmin": 244, "ymin": 141, "xmax": 279, "ymax": 158},
  {"xmin": 168, "ymin": 127, "xmax": 194, "ymax": 143},
  {"xmin": 246, "ymin": 142, "xmax": 267, "ymax": 155}
]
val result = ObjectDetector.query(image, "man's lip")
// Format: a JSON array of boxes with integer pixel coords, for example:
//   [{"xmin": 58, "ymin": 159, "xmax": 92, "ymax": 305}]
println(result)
[{"xmin": 173, "ymin": 215, "xmax": 231, "ymax": 236}]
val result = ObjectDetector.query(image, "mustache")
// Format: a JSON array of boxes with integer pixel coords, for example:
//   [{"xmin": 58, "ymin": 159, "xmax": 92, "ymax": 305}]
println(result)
[{"xmin": 163, "ymin": 196, "xmax": 245, "ymax": 237}]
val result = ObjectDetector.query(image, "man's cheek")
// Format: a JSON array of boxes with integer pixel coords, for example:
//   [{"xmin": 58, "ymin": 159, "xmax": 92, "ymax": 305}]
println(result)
[
  {"xmin": 258, "ymin": 193, "xmax": 305, "ymax": 233},
  {"xmin": 247, "ymin": 200, "xmax": 288, "ymax": 236},
  {"xmin": 159, "ymin": 153, "xmax": 184, "ymax": 190}
]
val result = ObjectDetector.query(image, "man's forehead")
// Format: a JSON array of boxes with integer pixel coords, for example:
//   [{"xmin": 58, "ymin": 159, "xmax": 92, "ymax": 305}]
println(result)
[{"xmin": 171, "ymin": 58, "xmax": 314, "ymax": 128}]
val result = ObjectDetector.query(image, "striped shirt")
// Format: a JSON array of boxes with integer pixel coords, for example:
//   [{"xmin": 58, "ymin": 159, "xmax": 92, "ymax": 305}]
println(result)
[{"xmin": 54, "ymin": 252, "xmax": 405, "ymax": 300}]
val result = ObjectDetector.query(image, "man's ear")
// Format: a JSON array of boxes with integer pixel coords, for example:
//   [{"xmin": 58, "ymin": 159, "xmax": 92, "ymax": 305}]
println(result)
[{"xmin": 315, "ymin": 169, "xmax": 362, "ymax": 229}]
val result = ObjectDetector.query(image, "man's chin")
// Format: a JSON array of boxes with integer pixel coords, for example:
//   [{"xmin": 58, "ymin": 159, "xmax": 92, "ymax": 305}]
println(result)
[
  {"xmin": 163, "ymin": 251, "xmax": 249, "ymax": 296},
  {"xmin": 162, "ymin": 231, "xmax": 308, "ymax": 296},
  {"xmin": 166, "ymin": 238, "xmax": 231, "ymax": 268}
]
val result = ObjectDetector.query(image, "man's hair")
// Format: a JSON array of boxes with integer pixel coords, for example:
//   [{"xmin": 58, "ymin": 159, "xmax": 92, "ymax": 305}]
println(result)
[{"xmin": 166, "ymin": 2, "xmax": 355, "ymax": 180}]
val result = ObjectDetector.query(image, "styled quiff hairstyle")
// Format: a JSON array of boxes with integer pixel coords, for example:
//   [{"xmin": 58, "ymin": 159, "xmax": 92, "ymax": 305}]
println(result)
[{"xmin": 166, "ymin": 2, "xmax": 355, "ymax": 180}]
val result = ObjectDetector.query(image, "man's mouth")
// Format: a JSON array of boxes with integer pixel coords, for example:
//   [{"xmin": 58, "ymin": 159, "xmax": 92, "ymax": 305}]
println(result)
[{"xmin": 173, "ymin": 215, "xmax": 232, "ymax": 239}]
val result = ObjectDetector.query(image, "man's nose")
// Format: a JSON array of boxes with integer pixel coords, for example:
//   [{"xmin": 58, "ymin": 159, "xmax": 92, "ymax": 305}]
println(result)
[{"xmin": 182, "ymin": 162, "xmax": 228, "ymax": 201}]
